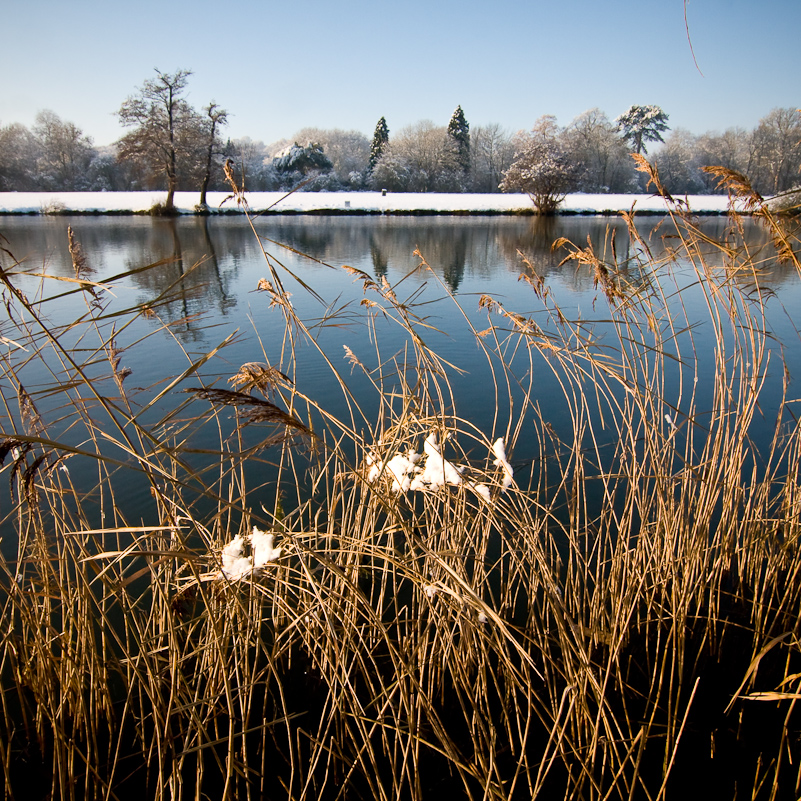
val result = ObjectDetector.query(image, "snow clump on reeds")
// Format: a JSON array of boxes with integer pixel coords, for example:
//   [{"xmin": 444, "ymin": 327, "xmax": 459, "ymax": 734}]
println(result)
[
  {"xmin": 366, "ymin": 448, "xmax": 421, "ymax": 492},
  {"xmin": 409, "ymin": 432, "xmax": 465, "ymax": 491},
  {"xmin": 366, "ymin": 431, "xmax": 512, "ymax": 500},
  {"xmin": 491, "ymin": 438, "xmax": 515, "ymax": 491},
  {"xmin": 220, "ymin": 526, "xmax": 283, "ymax": 581}
]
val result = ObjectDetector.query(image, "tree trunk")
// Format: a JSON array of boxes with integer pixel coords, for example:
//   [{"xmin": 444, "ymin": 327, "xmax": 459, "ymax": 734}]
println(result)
[
  {"xmin": 165, "ymin": 175, "xmax": 176, "ymax": 212},
  {"xmin": 199, "ymin": 173, "xmax": 210, "ymax": 208},
  {"xmin": 200, "ymin": 141, "xmax": 214, "ymax": 207},
  {"xmin": 165, "ymin": 140, "xmax": 177, "ymax": 212},
  {"xmin": 199, "ymin": 113, "xmax": 222, "ymax": 209}
]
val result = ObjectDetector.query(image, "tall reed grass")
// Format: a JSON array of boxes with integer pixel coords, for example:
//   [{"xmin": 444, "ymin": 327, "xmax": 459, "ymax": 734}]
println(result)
[{"xmin": 0, "ymin": 162, "xmax": 800, "ymax": 800}]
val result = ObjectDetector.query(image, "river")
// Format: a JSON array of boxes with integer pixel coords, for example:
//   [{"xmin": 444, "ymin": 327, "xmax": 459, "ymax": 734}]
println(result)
[{"xmin": 1, "ymin": 213, "xmax": 799, "ymax": 528}]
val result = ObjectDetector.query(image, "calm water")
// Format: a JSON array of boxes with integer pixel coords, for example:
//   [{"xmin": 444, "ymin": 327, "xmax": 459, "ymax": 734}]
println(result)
[{"xmin": 1, "ymin": 214, "xmax": 800, "ymax": 525}]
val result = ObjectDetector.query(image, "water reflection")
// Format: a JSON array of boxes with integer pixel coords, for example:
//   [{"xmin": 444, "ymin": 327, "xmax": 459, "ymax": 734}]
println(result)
[
  {"xmin": 1, "ymin": 212, "xmax": 799, "ymax": 528},
  {"xmin": 0, "ymin": 213, "xmax": 795, "ymax": 341}
]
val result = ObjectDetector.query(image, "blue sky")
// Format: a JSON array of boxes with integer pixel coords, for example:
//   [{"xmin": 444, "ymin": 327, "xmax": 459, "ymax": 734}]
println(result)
[{"xmin": 2, "ymin": 0, "xmax": 798, "ymax": 147}]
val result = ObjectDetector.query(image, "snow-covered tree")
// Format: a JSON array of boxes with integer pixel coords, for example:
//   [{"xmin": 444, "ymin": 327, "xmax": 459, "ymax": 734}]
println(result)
[
  {"xmin": 447, "ymin": 105, "xmax": 470, "ymax": 177},
  {"xmin": 116, "ymin": 69, "xmax": 195, "ymax": 211},
  {"xmin": 223, "ymin": 137, "xmax": 277, "ymax": 190},
  {"xmin": 85, "ymin": 145, "xmax": 126, "ymax": 191},
  {"xmin": 273, "ymin": 142, "xmax": 332, "ymax": 175},
  {"xmin": 615, "ymin": 104, "xmax": 670, "ymax": 155},
  {"xmin": 371, "ymin": 121, "xmax": 462, "ymax": 192},
  {"xmin": 369, "ymin": 116, "xmax": 389, "ymax": 174},
  {"xmin": 500, "ymin": 116, "xmax": 577, "ymax": 214},
  {"xmin": 564, "ymin": 108, "xmax": 635, "ymax": 193},
  {"xmin": 0, "ymin": 122, "xmax": 38, "ymax": 190},
  {"xmin": 32, "ymin": 110, "xmax": 97, "ymax": 190},
  {"xmin": 272, "ymin": 141, "xmax": 334, "ymax": 189},
  {"xmin": 368, "ymin": 152, "xmax": 412, "ymax": 192},
  {"xmin": 293, "ymin": 127, "xmax": 369, "ymax": 186}
]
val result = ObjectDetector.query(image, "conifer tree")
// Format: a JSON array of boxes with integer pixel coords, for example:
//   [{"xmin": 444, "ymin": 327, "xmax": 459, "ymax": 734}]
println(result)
[
  {"xmin": 447, "ymin": 105, "xmax": 471, "ymax": 176},
  {"xmin": 369, "ymin": 116, "xmax": 389, "ymax": 173},
  {"xmin": 615, "ymin": 105, "xmax": 670, "ymax": 155}
]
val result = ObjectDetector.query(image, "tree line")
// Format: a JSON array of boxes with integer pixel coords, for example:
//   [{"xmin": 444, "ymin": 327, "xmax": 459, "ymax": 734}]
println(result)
[{"xmin": 1, "ymin": 69, "xmax": 799, "ymax": 210}]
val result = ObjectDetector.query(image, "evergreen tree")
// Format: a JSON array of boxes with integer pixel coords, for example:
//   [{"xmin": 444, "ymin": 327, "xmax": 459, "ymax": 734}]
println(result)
[
  {"xmin": 615, "ymin": 105, "xmax": 670, "ymax": 155},
  {"xmin": 273, "ymin": 141, "xmax": 333, "ymax": 175},
  {"xmin": 447, "ymin": 105, "xmax": 471, "ymax": 175},
  {"xmin": 369, "ymin": 116, "xmax": 389, "ymax": 173}
]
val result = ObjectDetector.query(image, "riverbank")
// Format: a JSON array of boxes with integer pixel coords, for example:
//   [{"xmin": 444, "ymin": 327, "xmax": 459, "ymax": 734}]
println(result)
[{"xmin": 0, "ymin": 190, "xmax": 738, "ymax": 215}]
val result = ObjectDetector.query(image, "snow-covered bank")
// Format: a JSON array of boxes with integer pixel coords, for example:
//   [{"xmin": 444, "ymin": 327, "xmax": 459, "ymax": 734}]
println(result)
[{"xmin": 0, "ymin": 190, "xmax": 737, "ymax": 216}]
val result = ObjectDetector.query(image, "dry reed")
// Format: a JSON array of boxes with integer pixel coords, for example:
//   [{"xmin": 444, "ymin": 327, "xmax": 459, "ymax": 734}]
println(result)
[{"xmin": 0, "ymin": 167, "xmax": 799, "ymax": 800}]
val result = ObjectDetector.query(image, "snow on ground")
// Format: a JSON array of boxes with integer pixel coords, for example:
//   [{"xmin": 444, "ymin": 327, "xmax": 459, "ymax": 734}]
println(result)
[{"xmin": 0, "ymin": 190, "xmax": 737, "ymax": 215}]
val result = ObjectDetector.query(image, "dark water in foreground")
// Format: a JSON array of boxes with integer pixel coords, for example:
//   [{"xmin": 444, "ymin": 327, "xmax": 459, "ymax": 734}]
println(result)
[{"xmin": 1, "ymin": 214, "xmax": 800, "ymax": 526}]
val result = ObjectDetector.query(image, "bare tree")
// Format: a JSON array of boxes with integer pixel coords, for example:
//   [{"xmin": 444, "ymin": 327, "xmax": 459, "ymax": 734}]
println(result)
[
  {"xmin": 564, "ymin": 108, "xmax": 635, "ymax": 193},
  {"xmin": 693, "ymin": 127, "xmax": 752, "ymax": 193},
  {"xmin": 654, "ymin": 128, "xmax": 704, "ymax": 194},
  {"xmin": 371, "ymin": 121, "xmax": 462, "ymax": 192},
  {"xmin": 750, "ymin": 107, "xmax": 801, "ymax": 194},
  {"xmin": 116, "ymin": 69, "xmax": 194, "ymax": 212},
  {"xmin": 470, "ymin": 123, "xmax": 515, "ymax": 193},
  {"xmin": 198, "ymin": 102, "xmax": 228, "ymax": 208}
]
